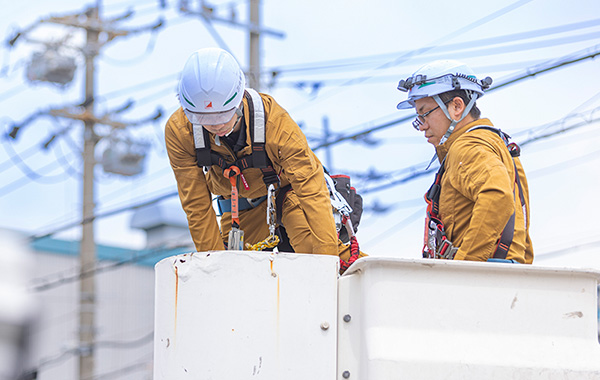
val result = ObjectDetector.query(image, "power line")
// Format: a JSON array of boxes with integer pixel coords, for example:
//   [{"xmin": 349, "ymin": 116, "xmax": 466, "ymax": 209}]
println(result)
[
  {"xmin": 22, "ymin": 334, "xmax": 154, "ymax": 380},
  {"xmin": 527, "ymin": 145, "xmax": 600, "ymax": 179},
  {"xmin": 0, "ymin": 154, "xmax": 68, "ymax": 196},
  {"xmin": 491, "ymin": 44, "xmax": 600, "ymax": 91},
  {"xmin": 272, "ymin": 29, "xmax": 600, "ymax": 91},
  {"xmin": 0, "ymin": 82, "xmax": 28, "ymax": 101},
  {"xmin": 358, "ymin": 107, "xmax": 600, "ymax": 195},
  {"xmin": 100, "ymin": 27, "xmax": 162, "ymax": 66},
  {"xmin": 30, "ymin": 187, "xmax": 178, "ymax": 241},
  {"xmin": 24, "ymin": 164, "xmax": 174, "ymax": 241},
  {"xmin": 82, "ymin": 355, "xmax": 152, "ymax": 380},
  {"xmin": 289, "ymin": 0, "xmax": 534, "ymax": 111},
  {"xmin": 534, "ymin": 239, "xmax": 600, "ymax": 261},
  {"xmin": 267, "ymin": 18, "xmax": 600, "ymax": 77},
  {"xmin": 362, "ymin": 207, "xmax": 424, "ymax": 249},
  {"xmin": 95, "ymin": 332, "xmax": 153, "ymax": 349},
  {"xmin": 310, "ymin": 45, "xmax": 600, "ymax": 152},
  {"xmin": 97, "ymin": 72, "xmax": 178, "ymax": 100}
]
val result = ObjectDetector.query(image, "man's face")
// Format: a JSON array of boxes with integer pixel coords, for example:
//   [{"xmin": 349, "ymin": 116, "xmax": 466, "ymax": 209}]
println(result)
[
  {"xmin": 414, "ymin": 97, "xmax": 451, "ymax": 146},
  {"xmin": 203, "ymin": 113, "xmax": 240, "ymax": 137}
]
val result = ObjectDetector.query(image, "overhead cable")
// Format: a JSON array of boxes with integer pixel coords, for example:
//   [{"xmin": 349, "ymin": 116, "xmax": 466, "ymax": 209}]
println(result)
[
  {"xmin": 289, "ymin": 0, "xmax": 533, "ymax": 111},
  {"xmin": 311, "ymin": 45, "xmax": 600, "ymax": 152},
  {"xmin": 266, "ymin": 18, "xmax": 600, "ymax": 76},
  {"xmin": 30, "ymin": 189, "xmax": 178, "ymax": 241}
]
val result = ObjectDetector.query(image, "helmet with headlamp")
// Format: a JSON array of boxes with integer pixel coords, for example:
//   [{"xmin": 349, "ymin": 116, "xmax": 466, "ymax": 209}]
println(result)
[{"xmin": 396, "ymin": 60, "xmax": 492, "ymax": 145}]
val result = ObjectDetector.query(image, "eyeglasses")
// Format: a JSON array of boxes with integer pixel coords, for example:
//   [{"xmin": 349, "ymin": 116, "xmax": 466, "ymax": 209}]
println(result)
[{"xmin": 412, "ymin": 100, "xmax": 450, "ymax": 130}]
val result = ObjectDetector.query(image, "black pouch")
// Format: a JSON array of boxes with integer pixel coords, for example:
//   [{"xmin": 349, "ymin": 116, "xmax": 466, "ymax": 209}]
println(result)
[{"xmin": 331, "ymin": 175, "xmax": 363, "ymax": 243}]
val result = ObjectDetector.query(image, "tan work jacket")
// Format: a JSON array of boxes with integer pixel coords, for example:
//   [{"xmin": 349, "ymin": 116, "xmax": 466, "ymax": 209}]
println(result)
[
  {"xmin": 435, "ymin": 118, "xmax": 534, "ymax": 263},
  {"xmin": 165, "ymin": 91, "xmax": 338, "ymax": 254}
]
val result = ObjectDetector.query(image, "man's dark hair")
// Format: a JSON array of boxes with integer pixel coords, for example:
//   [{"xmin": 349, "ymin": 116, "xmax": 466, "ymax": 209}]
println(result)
[{"xmin": 439, "ymin": 90, "xmax": 481, "ymax": 119}]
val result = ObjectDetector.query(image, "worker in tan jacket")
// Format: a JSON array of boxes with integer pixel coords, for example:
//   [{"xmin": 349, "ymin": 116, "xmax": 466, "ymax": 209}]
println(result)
[
  {"xmin": 396, "ymin": 60, "xmax": 533, "ymax": 263},
  {"xmin": 165, "ymin": 48, "xmax": 361, "ymax": 263}
]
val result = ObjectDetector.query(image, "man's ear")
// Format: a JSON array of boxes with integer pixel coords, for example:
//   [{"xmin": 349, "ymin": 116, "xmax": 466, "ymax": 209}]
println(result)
[{"xmin": 449, "ymin": 96, "xmax": 466, "ymax": 119}]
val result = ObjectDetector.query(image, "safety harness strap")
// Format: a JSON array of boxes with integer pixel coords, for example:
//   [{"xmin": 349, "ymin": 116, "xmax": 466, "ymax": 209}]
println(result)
[
  {"xmin": 192, "ymin": 89, "xmax": 279, "ymax": 187},
  {"xmin": 244, "ymin": 88, "xmax": 279, "ymax": 187},
  {"xmin": 193, "ymin": 125, "xmax": 213, "ymax": 166},
  {"xmin": 425, "ymin": 125, "xmax": 527, "ymax": 260}
]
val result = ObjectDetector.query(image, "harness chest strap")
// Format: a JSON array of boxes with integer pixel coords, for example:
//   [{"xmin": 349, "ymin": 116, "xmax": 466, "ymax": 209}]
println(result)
[{"xmin": 192, "ymin": 88, "xmax": 279, "ymax": 187}]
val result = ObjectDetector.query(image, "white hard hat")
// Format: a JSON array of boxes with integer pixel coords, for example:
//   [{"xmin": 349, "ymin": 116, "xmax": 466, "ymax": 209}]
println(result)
[
  {"xmin": 396, "ymin": 59, "xmax": 492, "ymax": 109},
  {"xmin": 179, "ymin": 48, "xmax": 246, "ymax": 125}
]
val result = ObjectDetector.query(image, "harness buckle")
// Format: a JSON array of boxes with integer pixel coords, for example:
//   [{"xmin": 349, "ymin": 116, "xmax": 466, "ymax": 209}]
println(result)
[
  {"xmin": 437, "ymin": 239, "xmax": 458, "ymax": 260},
  {"xmin": 423, "ymin": 216, "xmax": 458, "ymax": 260},
  {"xmin": 228, "ymin": 226, "xmax": 244, "ymax": 251}
]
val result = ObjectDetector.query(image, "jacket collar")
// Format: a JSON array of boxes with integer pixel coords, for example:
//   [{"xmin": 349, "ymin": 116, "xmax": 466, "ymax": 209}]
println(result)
[{"xmin": 435, "ymin": 118, "xmax": 494, "ymax": 162}]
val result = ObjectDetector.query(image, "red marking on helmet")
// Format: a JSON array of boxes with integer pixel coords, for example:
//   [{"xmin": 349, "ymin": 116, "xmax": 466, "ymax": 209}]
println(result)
[{"xmin": 204, "ymin": 101, "xmax": 213, "ymax": 109}]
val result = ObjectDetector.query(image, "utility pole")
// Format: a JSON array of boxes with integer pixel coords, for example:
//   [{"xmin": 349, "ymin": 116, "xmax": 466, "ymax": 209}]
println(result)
[
  {"xmin": 248, "ymin": 0, "xmax": 260, "ymax": 89},
  {"xmin": 79, "ymin": 3, "xmax": 100, "ymax": 379},
  {"xmin": 7, "ymin": 5, "xmax": 163, "ymax": 379}
]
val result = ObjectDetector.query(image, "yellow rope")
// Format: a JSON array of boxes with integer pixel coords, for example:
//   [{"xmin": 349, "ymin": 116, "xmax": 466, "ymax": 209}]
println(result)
[{"xmin": 246, "ymin": 234, "xmax": 280, "ymax": 251}]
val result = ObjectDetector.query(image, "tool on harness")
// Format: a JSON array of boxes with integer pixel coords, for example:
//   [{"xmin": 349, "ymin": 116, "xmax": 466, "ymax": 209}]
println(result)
[
  {"xmin": 423, "ymin": 126, "xmax": 527, "ymax": 260},
  {"xmin": 329, "ymin": 174, "xmax": 362, "ymax": 244},
  {"xmin": 246, "ymin": 183, "xmax": 280, "ymax": 251},
  {"xmin": 224, "ymin": 165, "xmax": 244, "ymax": 250},
  {"xmin": 324, "ymin": 174, "xmax": 363, "ymax": 274},
  {"xmin": 324, "ymin": 174, "xmax": 353, "ymax": 233},
  {"xmin": 422, "ymin": 158, "xmax": 459, "ymax": 260},
  {"xmin": 339, "ymin": 234, "xmax": 360, "ymax": 275}
]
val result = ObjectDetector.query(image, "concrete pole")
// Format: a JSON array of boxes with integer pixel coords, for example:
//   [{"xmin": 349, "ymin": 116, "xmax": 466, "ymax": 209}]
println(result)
[
  {"xmin": 248, "ymin": 0, "xmax": 260, "ymax": 90},
  {"xmin": 79, "ymin": 3, "xmax": 99, "ymax": 379}
]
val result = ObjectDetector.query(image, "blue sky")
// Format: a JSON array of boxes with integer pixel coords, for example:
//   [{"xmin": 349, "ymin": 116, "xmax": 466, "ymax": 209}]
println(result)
[{"xmin": 1, "ymin": 0, "xmax": 600, "ymax": 270}]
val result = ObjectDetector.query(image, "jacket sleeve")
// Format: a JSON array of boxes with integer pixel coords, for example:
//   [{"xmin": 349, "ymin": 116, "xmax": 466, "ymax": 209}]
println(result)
[
  {"xmin": 265, "ymin": 107, "xmax": 338, "ymax": 255},
  {"xmin": 164, "ymin": 110, "xmax": 224, "ymax": 252},
  {"xmin": 449, "ymin": 140, "xmax": 515, "ymax": 261}
]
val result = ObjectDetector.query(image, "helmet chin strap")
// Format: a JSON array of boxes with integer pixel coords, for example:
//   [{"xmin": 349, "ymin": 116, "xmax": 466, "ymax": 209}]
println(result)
[
  {"xmin": 225, "ymin": 105, "xmax": 244, "ymax": 137},
  {"xmin": 434, "ymin": 93, "xmax": 479, "ymax": 145}
]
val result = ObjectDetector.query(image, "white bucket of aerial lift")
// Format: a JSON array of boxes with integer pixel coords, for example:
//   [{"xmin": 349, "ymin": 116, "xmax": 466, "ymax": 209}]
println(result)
[
  {"xmin": 338, "ymin": 258, "xmax": 600, "ymax": 380},
  {"xmin": 155, "ymin": 251, "xmax": 600, "ymax": 380},
  {"xmin": 153, "ymin": 250, "xmax": 339, "ymax": 380}
]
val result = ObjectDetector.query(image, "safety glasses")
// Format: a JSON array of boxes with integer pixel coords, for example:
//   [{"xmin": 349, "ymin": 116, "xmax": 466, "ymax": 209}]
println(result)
[{"xmin": 183, "ymin": 107, "xmax": 238, "ymax": 126}]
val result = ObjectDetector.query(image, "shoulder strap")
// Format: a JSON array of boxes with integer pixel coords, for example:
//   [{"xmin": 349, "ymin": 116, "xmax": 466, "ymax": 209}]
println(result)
[
  {"xmin": 193, "ymin": 124, "xmax": 213, "ymax": 167},
  {"xmin": 467, "ymin": 125, "xmax": 520, "ymax": 157},
  {"xmin": 466, "ymin": 125, "xmax": 526, "ymax": 259},
  {"xmin": 244, "ymin": 88, "xmax": 267, "ymax": 167},
  {"xmin": 244, "ymin": 88, "xmax": 279, "ymax": 186},
  {"xmin": 191, "ymin": 89, "xmax": 279, "ymax": 186},
  {"xmin": 425, "ymin": 157, "xmax": 446, "ymax": 218}
]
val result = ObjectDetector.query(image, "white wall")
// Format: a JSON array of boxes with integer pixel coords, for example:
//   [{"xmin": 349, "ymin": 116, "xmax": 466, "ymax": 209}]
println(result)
[{"xmin": 28, "ymin": 250, "xmax": 156, "ymax": 380}]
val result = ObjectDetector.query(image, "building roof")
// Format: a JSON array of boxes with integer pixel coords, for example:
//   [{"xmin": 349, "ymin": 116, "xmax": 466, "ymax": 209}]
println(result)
[{"xmin": 31, "ymin": 236, "xmax": 191, "ymax": 267}]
